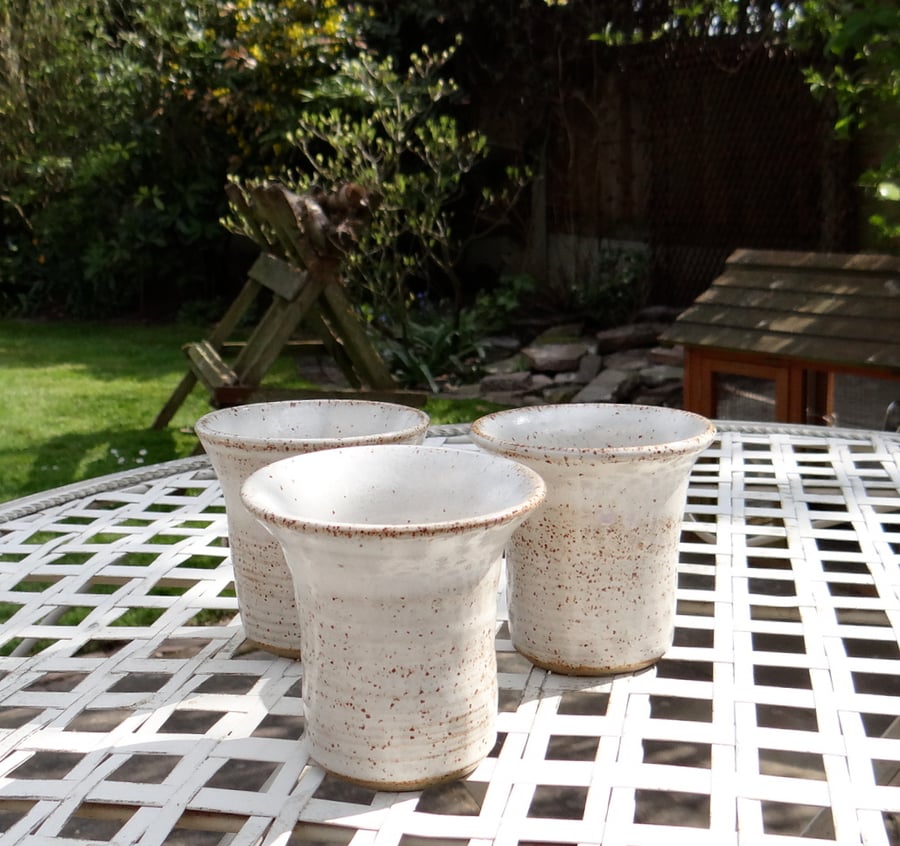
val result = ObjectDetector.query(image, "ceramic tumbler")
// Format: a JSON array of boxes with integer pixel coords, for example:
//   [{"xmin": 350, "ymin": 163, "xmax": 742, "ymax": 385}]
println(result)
[
  {"xmin": 195, "ymin": 400, "xmax": 429, "ymax": 656},
  {"xmin": 241, "ymin": 444, "xmax": 546, "ymax": 789},
  {"xmin": 471, "ymin": 403, "xmax": 715, "ymax": 675}
]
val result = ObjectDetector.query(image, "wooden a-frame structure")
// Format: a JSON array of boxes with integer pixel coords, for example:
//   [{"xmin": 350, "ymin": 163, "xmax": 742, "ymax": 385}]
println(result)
[{"xmin": 153, "ymin": 182, "xmax": 419, "ymax": 429}]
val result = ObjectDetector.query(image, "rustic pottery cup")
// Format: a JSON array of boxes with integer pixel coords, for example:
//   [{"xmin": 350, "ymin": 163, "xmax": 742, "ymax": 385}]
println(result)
[
  {"xmin": 194, "ymin": 400, "xmax": 429, "ymax": 657},
  {"xmin": 241, "ymin": 444, "xmax": 546, "ymax": 789},
  {"xmin": 470, "ymin": 403, "xmax": 716, "ymax": 675}
]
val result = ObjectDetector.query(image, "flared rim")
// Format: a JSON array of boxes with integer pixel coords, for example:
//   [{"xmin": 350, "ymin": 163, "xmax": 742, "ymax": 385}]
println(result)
[
  {"xmin": 195, "ymin": 399, "xmax": 430, "ymax": 450},
  {"xmin": 241, "ymin": 445, "xmax": 547, "ymax": 538},
  {"xmin": 470, "ymin": 403, "xmax": 717, "ymax": 462}
]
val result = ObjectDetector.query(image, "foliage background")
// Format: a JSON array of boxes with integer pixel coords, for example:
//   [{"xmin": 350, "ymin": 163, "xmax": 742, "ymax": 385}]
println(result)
[
  {"xmin": 4, "ymin": 2, "xmax": 896, "ymax": 500},
  {"xmin": 2, "ymin": 1, "xmax": 897, "ymax": 325},
  {"xmin": 1, "ymin": 0, "xmax": 360, "ymax": 318}
]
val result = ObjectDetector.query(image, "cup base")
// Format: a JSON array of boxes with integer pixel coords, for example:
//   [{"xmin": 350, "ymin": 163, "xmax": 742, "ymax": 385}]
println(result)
[
  {"xmin": 516, "ymin": 646, "xmax": 663, "ymax": 676},
  {"xmin": 316, "ymin": 759, "xmax": 482, "ymax": 793}
]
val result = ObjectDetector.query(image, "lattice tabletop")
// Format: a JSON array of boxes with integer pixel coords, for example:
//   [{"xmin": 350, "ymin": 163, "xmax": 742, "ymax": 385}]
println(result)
[{"xmin": 0, "ymin": 423, "xmax": 899, "ymax": 846}]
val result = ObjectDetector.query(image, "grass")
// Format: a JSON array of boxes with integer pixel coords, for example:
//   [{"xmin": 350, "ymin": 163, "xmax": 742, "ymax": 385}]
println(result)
[{"xmin": 0, "ymin": 319, "xmax": 504, "ymax": 504}]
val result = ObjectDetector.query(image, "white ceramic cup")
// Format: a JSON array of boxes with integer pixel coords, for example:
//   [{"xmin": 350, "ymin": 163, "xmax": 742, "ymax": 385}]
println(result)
[
  {"xmin": 241, "ymin": 444, "xmax": 546, "ymax": 789},
  {"xmin": 471, "ymin": 403, "xmax": 716, "ymax": 675},
  {"xmin": 195, "ymin": 400, "xmax": 429, "ymax": 656}
]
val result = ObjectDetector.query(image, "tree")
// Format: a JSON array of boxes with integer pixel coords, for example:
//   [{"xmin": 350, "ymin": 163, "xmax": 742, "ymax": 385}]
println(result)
[
  {"xmin": 584, "ymin": 0, "xmax": 900, "ymax": 246},
  {"xmin": 799, "ymin": 3, "xmax": 900, "ymax": 244},
  {"xmin": 0, "ymin": 0, "xmax": 359, "ymax": 317},
  {"xmin": 1, "ymin": 0, "xmax": 230, "ymax": 314}
]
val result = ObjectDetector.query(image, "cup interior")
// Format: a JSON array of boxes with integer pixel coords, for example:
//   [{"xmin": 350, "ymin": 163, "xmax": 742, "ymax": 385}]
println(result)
[
  {"xmin": 471, "ymin": 403, "xmax": 715, "ymax": 455},
  {"xmin": 242, "ymin": 445, "xmax": 546, "ymax": 533},
  {"xmin": 196, "ymin": 399, "xmax": 429, "ymax": 447}
]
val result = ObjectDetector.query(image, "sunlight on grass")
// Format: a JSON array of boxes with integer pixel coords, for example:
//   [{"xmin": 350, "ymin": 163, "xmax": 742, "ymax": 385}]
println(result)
[
  {"xmin": 424, "ymin": 396, "xmax": 507, "ymax": 424},
  {"xmin": 0, "ymin": 320, "xmax": 213, "ymax": 502},
  {"xmin": 0, "ymin": 319, "xmax": 507, "ymax": 504}
]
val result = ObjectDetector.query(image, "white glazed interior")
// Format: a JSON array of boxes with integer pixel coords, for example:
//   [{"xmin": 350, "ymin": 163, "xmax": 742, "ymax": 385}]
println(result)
[
  {"xmin": 242, "ymin": 444, "xmax": 547, "ymax": 534},
  {"xmin": 470, "ymin": 402, "xmax": 715, "ymax": 459},
  {"xmin": 241, "ymin": 443, "xmax": 547, "ymax": 789},
  {"xmin": 195, "ymin": 399, "xmax": 429, "ymax": 449}
]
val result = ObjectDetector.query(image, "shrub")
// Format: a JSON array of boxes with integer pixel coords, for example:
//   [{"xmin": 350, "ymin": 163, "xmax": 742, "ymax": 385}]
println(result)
[
  {"xmin": 0, "ymin": 0, "xmax": 358, "ymax": 317},
  {"xmin": 225, "ymin": 41, "xmax": 530, "ymax": 389}
]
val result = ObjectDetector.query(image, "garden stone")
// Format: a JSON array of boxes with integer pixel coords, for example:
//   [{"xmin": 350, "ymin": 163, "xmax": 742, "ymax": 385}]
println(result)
[
  {"xmin": 481, "ymin": 336, "xmax": 523, "ymax": 363},
  {"xmin": 639, "ymin": 364, "xmax": 684, "ymax": 388},
  {"xmin": 482, "ymin": 334, "xmax": 522, "ymax": 351},
  {"xmin": 553, "ymin": 370, "xmax": 585, "ymax": 386},
  {"xmin": 602, "ymin": 349, "xmax": 654, "ymax": 371},
  {"xmin": 577, "ymin": 353, "xmax": 604, "ymax": 383},
  {"xmin": 481, "ymin": 389, "xmax": 532, "ymax": 406},
  {"xmin": 532, "ymin": 323, "xmax": 585, "ymax": 344},
  {"xmin": 522, "ymin": 341, "xmax": 589, "ymax": 373},
  {"xmin": 447, "ymin": 382, "xmax": 483, "ymax": 399},
  {"xmin": 435, "ymin": 319, "xmax": 687, "ymax": 411},
  {"xmin": 484, "ymin": 353, "xmax": 530, "ymax": 375},
  {"xmin": 481, "ymin": 371, "xmax": 533, "ymax": 393},
  {"xmin": 573, "ymin": 369, "xmax": 642, "ymax": 403},
  {"xmin": 594, "ymin": 322, "xmax": 668, "ymax": 353},
  {"xmin": 531, "ymin": 374, "xmax": 555, "ymax": 391}
]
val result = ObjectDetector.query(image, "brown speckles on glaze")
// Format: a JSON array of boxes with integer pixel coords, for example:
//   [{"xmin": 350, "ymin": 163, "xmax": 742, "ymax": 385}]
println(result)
[
  {"xmin": 194, "ymin": 400, "xmax": 430, "ymax": 655},
  {"xmin": 242, "ymin": 444, "xmax": 545, "ymax": 789},
  {"xmin": 472, "ymin": 403, "xmax": 715, "ymax": 676}
]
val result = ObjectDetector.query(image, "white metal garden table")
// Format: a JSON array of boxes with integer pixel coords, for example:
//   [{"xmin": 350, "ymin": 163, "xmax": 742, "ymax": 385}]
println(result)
[{"xmin": 0, "ymin": 421, "xmax": 898, "ymax": 846}]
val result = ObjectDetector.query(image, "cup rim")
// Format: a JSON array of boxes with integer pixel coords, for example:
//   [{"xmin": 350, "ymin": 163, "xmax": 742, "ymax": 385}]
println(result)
[
  {"xmin": 470, "ymin": 402, "xmax": 717, "ymax": 461},
  {"xmin": 195, "ymin": 399, "xmax": 430, "ymax": 449},
  {"xmin": 241, "ymin": 444, "xmax": 547, "ymax": 538}
]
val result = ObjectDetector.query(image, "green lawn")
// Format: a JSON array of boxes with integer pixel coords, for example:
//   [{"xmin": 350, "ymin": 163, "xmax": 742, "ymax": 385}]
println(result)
[{"xmin": 0, "ymin": 319, "xmax": 498, "ymax": 504}]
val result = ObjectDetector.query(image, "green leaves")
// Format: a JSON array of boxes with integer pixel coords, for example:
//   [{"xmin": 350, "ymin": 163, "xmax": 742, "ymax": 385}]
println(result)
[
  {"xmin": 877, "ymin": 181, "xmax": 900, "ymax": 203},
  {"xmin": 827, "ymin": 7, "xmax": 900, "ymax": 57},
  {"xmin": 284, "ymin": 45, "xmax": 494, "ymax": 303},
  {"xmin": 237, "ymin": 40, "xmax": 530, "ymax": 391},
  {"xmin": 1, "ymin": 0, "xmax": 363, "ymax": 317}
]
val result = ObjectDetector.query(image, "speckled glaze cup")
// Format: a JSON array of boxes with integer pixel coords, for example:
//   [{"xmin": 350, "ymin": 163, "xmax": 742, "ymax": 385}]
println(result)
[
  {"xmin": 471, "ymin": 404, "xmax": 716, "ymax": 675},
  {"xmin": 195, "ymin": 400, "xmax": 429, "ymax": 657},
  {"xmin": 241, "ymin": 444, "xmax": 546, "ymax": 790}
]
